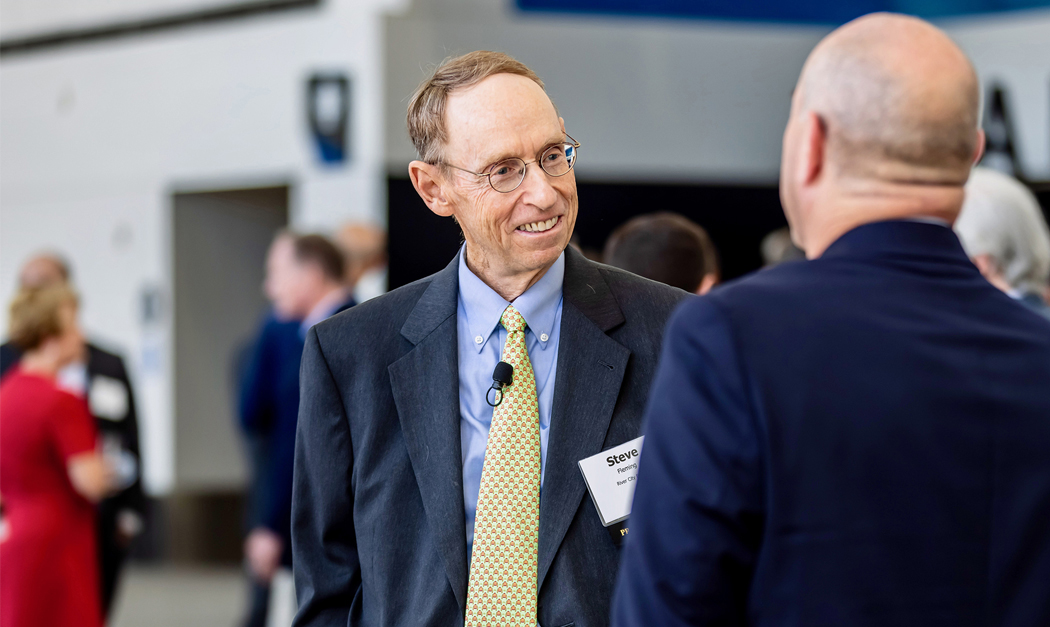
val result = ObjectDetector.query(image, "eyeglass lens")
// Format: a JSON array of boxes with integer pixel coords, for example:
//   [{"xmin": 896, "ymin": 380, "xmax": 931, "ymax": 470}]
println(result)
[{"xmin": 488, "ymin": 142, "xmax": 577, "ymax": 192}]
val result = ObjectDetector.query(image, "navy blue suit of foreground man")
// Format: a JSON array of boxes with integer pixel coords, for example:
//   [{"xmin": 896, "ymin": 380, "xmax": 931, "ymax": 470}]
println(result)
[
  {"xmin": 615, "ymin": 221, "xmax": 1050, "ymax": 625},
  {"xmin": 614, "ymin": 13, "xmax": 1050, "ymax": 627}
]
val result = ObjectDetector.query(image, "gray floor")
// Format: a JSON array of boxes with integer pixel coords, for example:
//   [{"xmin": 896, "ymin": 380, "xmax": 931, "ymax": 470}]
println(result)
[{"xmin": 110, "ymin": 565, "xmax": 246, "ymax": 627}]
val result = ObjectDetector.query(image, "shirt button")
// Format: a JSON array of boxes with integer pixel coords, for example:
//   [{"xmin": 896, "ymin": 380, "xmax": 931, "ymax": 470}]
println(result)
[
  {"xmin": 540, "ymin": 333, "xmax": 549, "ymax": 342},
  {"xmin": 474, "ymin": 336, "xmax": 483, "ymax": 345}
]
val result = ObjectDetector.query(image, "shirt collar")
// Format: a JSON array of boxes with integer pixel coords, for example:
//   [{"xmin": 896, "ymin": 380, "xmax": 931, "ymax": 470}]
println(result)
[
  {"xmin": 904, "ymin": 216, "xmax": 952, "ymax": 227},
  {"xmin": 458, "ymin": 246, "xmax": 565, "ymax": 354},
  {"xmin": 300, "ymin": 287, "xmax": 350, "ymax": 334}
]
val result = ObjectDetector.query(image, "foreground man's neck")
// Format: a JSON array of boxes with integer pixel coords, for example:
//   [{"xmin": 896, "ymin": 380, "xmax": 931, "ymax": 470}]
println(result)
[
  {"xmin": 804, "ymin": 181, "xmax": 964, "ymax": 258},
  {"xmin": 465, "ymin": 247, "xmax": 555, "ymax": 302}
]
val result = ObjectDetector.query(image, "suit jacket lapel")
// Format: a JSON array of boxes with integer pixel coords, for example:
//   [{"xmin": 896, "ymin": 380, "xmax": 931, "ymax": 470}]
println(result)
[
  {"xmin": 538, "ymin": 248, "xmax": 630, "ymax": 590},
  {"xmin": 388, "ymin": 254, "xmax": 469, "ymax": 610}
]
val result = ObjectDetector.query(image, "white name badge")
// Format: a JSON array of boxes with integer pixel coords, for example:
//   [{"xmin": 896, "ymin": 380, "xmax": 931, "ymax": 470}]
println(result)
[
  {"xmin": 89, "ymin": 375, "xmax": 129, "ymax": 421},
  {"xmin": 578, "ymin": 436, "xmax": 644, "ymax": 527}
]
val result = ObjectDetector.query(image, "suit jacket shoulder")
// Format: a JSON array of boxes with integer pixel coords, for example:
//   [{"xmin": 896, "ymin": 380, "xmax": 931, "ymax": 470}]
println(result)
[
  {"xmin": 86, "ymin": 343, "xmax": 130, "ymax": 379},
  {"xmin": 562, "ymin": 249, "xmax": 691, "ymax": 332},
  {"xmin": 593, "ymin": 261, "xmax": 692, "ymax": 320}
]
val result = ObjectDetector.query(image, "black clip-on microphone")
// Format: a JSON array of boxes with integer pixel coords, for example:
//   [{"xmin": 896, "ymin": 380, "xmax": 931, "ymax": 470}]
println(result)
[{"xmin": 486, "ymin": 361, "xmax": 514, "ymax": 407}]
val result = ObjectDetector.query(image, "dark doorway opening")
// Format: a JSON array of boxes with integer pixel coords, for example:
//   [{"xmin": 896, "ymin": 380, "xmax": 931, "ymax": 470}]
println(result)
[{"xmin": 165, "ymin": 185, "xmax": 288, "ymax": 564}]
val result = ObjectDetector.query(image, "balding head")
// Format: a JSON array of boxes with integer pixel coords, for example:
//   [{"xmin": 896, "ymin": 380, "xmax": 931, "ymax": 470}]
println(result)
[
  {"xmin": 802, "ymin": 13, "xmax": 980, "ymax": 181},
  {"xmin": 19, "ymin": 254, "xmax": 70, "ymax": 289},
  {"xmin": 781, "ymin": 13, "xmax": 984, "ymax": 257}
]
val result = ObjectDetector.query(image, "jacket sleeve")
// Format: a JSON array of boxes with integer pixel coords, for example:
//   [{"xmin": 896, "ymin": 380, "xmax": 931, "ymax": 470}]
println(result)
[
  {"xmin": 291, "ymin": 326, "xmax": 361, "ymax": 626},
  {"xmin": 110, "ymin": 353, "xmax": 148, "ymax": 516},
  {"xmin": 612, "ymin": 297, "xmax": 765, "ymax": 627}
]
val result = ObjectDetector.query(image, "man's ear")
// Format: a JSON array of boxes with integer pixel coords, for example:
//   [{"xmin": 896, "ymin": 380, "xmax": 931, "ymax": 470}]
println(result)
[
  {"xmin": 799, "ymin": 111, "xmax": 827, "ymax": 186},
  {"xmin": 408, "ymin": 160, "xmax": 454, "ymax": 217},
  {"xmin": 559, "ymin": 117, "xmax": 567, "ymax": 135},
  {"xmin": 972, "ymin": 128, "xmax": 986, "ymax": 166},
  {"xmin": 695, "ymin": 273, "xmax": 719, "ymax": 296}
]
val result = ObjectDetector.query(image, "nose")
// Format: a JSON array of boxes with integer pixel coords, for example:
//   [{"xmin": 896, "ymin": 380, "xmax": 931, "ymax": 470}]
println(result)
[{"xmin": 518, "ymin": 161, "xmax": 559, "ymax": 210}]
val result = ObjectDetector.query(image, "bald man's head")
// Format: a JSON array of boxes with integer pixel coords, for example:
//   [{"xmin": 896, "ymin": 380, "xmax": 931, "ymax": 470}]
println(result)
[
  {"xmin": 19, "ymin": 254, "xmax": 71, "ymax": 289},
  {"xmin": 780, "ymin": 13, "xmax": 984, "ymax": 257},
  {"xmin": 799, "ymin": 13, "xmax": 980, "ymax": 182}
]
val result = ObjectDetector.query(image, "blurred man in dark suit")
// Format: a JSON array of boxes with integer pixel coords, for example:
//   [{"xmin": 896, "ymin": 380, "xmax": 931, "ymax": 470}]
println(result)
[
  {"xmin": 238, "ymin": 232, "xmax": 354, "ymax": 627},
  {"xmin": 0, "ymin": 253, "xmax": 146, "ymax": 618},
  {"xmin": 603, "ymin": 212, "xmax": 720, "ymax": 295},
  {"xmin": 236, "ymin": 232, "xmax": 302, "ymax": 627},
  {"xmin": 615, "ymin": 13, "xmax": 1050, "ymax": 627}
]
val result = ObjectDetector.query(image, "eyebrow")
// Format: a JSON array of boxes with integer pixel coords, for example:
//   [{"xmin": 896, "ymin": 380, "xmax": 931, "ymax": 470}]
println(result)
[{"xmin": 475, "ymin": 134, "xmax": 567, "ymax": 171}]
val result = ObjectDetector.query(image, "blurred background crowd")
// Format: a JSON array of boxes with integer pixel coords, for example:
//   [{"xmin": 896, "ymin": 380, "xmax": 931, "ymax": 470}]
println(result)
[{"xmin": 1, "ymin": 0, "xmax": 1049, "ymax": 626}]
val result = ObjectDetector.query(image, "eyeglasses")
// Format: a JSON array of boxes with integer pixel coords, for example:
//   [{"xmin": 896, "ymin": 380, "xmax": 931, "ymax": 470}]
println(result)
[{"xmin": 441, "ymin": 134, "xmax": 580, "ymax": 193}]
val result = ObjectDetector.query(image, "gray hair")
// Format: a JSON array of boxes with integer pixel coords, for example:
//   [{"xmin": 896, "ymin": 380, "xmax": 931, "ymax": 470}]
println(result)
[{"xmin": 954, "ymin": 167, "xmax": 1050, "ymax": 295}]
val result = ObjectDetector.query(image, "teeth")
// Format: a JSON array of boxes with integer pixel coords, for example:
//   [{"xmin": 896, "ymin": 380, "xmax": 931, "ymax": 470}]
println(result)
[{"xmin": 519, "ymin": 217, "xmax": 558, "ymax": 233}]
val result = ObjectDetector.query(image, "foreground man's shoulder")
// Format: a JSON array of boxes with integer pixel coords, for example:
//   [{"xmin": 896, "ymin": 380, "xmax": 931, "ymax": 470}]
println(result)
[{"xmin": 594, "ymin": 262, "xmax": 693, "ymax": 315}]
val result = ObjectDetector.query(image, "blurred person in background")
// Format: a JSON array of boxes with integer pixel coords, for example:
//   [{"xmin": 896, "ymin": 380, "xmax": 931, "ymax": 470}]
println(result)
[
  {"xmin": 954, "ymin": 166, "xmax": 1050, "ymax": 320},
  {"xmin": 239, "ymin": 232, "xmax": 354, "ymax": 626},
  {"xmin": 760, "ymin": 226, "xmax": 806, "ymax": 266},
  {"xmin": 0, "ymin": 253, "xmax": 146, "ymax": 619},
  {"xmin": 237, "ymin": 232, "xmax": 302, "ymax": 627},
  {"xmin": 615, "ymin": 13, "xmax": 1050, "ymax": 626},
  {"xmin": 1, "ymin": 284, "xmax": 119, "ymax": 627},
  {"xmin": 334, "ymin": 223, "xmax": 387, "ymax": 303},
  {"xmin": 603, "ymin": 212, "xmax": 720, "ymax": 294}
]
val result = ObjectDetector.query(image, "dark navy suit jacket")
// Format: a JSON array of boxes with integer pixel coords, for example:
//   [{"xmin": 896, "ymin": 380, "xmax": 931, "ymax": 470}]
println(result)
[
  {"xmin": 240, "ymin": 300, "xmax": 354, "ymax": 563},
  {"xmin": 239, "ymin": 314, "xmax": 304, "ymax": 562},
  {"xmin": 613, "ymin": 221, "xmax": 1050, "ymax": 627}
]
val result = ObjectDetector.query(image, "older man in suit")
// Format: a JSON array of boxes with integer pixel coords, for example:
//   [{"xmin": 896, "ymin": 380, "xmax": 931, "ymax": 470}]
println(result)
[
  {"xmin": 240, "ymin": 232, "xmax": 356, "ymax": 626},
  {"xmin": 292, "ymin": 51, "xmax": 687, "ymax": 627},
  {"xmin": 613, "ymin": 13, "xmax": 1050, "ymax": 627}
]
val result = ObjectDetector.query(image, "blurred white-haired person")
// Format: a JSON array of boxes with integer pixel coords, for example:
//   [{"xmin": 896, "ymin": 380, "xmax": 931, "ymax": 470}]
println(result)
[{"xmin": 955, "ymin": 167, "xmax": 1050, "ymax": 320}]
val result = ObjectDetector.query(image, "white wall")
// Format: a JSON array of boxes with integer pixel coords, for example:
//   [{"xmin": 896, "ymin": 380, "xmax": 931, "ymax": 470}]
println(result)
[
  {"xmin": 0, "ymin": 0, "xmax": 402, "ymax": 494},
  {"xmin": 385, "ymin": 1, "xmax": 829, "ymax": 183},
  {"xmin": 946, "ymin": 11, "xmax": 1050, "ymax": 180},
  {"xmin": 3, "ymin": 0, "xmax": 1048, "ymax": 493},
  {"xmin": 385, "ymin": 2, "xmax": 1050, "ymax": 183},
  {"xmin": 0, "ymin": 0, "xmax": 272, "ymax": 39}
]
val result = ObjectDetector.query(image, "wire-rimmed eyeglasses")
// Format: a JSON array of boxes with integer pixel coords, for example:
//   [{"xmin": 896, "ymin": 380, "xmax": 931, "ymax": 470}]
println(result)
[{"xmin": 441, "ymin": 134, "xmax": 580, "ymax": 193}]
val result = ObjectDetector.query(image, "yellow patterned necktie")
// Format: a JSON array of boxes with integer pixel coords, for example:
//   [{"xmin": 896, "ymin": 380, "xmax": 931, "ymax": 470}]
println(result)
[{"xmin": 465, "ymin": 304, "xmax": 542, "ymax": 627}]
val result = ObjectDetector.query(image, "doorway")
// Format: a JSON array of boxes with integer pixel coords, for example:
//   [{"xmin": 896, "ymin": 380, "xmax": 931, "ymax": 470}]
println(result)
[{"xmin": 170, "ymin": 185, "xmax": 288, "ymax": 562}]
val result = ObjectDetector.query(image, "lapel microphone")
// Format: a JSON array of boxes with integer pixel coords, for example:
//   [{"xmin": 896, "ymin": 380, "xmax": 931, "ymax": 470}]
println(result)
[{"xmin": 486, "ymin": 361, "xmax": 514, "ymax": 407}]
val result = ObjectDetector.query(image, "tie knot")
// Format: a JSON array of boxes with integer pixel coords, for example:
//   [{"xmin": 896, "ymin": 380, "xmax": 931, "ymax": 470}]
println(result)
[{"xmin": 500, "ymin": 305, "xmax": 527, "ymax": 334}]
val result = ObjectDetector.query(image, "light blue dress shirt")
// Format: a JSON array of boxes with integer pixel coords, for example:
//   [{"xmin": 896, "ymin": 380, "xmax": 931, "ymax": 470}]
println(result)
[{"xmin": 458, "ymin": 248, "xmax": 565, "ymax": 560}]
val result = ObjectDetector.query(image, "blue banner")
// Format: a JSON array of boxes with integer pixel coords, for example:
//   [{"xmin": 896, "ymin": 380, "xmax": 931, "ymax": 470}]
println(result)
[{"xmin": 517, "ymin": 0, "xmax": 1050, "ymax": 24}]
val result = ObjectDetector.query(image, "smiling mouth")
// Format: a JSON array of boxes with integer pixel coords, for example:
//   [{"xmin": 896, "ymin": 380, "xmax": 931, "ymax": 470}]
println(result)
[{"xmin": 517, "ymin": 216, "xmax": 560, "ymax": 233}]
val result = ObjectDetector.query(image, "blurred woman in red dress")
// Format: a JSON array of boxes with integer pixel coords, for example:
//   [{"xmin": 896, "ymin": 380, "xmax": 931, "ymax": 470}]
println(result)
[{"xmin": 1, "ymin": 285, "xmax": 116, "ymax": 627}]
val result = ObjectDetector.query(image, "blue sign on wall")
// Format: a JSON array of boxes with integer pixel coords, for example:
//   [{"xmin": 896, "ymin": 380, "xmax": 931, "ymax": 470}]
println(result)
[{"xmin": 517, "ymin": 0, "xmax": 1050, "ymax": 24}]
